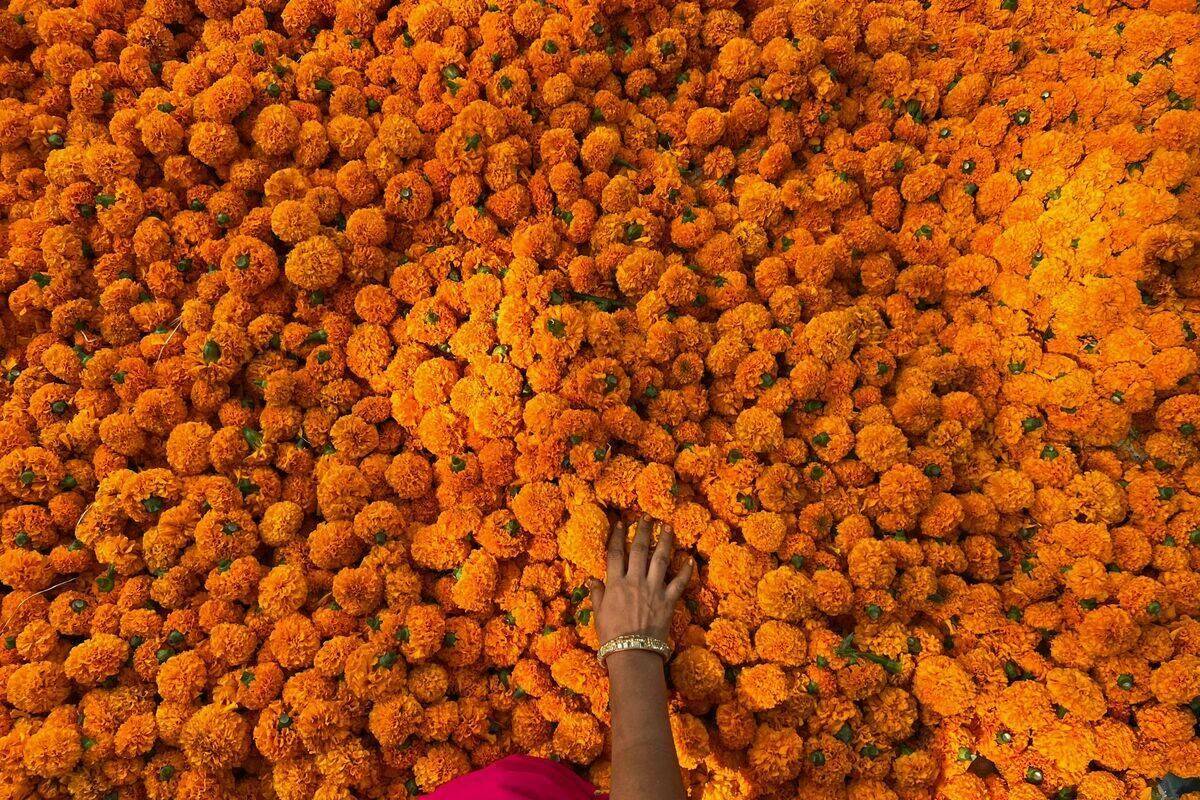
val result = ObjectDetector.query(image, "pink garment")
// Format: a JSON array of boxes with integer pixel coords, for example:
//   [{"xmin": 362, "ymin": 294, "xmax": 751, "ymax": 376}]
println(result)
[{"xmin": 427, "ymin": 755, "xmax": 605, "ymax": 800}]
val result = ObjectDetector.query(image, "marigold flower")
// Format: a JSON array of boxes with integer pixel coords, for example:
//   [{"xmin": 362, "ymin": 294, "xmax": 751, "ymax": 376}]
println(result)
[
  {"xmin": 748, "ymin": 725, "xmax": 805, "ymax": 784},
  {"xmin": 63, "ymin": 632, "xmax": 128, "ymax": 686},
  {"xmin": 180, "ymin": 704, "xmax": 251, "ymax": 770},
  {"xmin": 551, "ymin": 712, "xmax": 603, "ymax": 764},
  {"xmin": 736, "ymin": 663, "xmax": 791, "ymax": 712},
  {"xmin": 6, "ymin": 662, "xmax": 72, "ymax": 713},
  {"xmin": 1078, "ymin": 606, "xmax": 1140, "ymax": 657},
  {"xmin": 413, "ymin": 742, "xmax": 470, "ymax": 792},
  {"xmin": 1149, "ymin": 655, "xmax": 1200, "ymax": 705},
  {"xmin": 557, "ymin": 502, "xmax": 607, "ymax": 580},
  {"xmin": 733, "ymin": 405, "xmax": 784, "ymax": 453},
  {"xmin": 912, "ymin": 655, "xmax": 975, "ymax": 718},
  {"xmin": 741, "ymin": 511, "xmax": 785, "ymax": 554},
  {"xmin": 854, "ymin": 424, "xmax": 908, "ymax": 473},
  {"xmin": 670, "ymin": 646, "xmax": 726, "ymax": 702},
  {"xmin": 284, "ymin": 235, "xmax": 344, "ymax": 291},
  {"xmin": 22, "ymin": 723, "xmax": 83, "ymax": 777}
]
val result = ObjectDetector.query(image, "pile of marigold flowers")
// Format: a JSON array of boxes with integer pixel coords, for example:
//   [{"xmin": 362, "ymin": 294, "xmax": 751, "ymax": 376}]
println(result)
[{"xmin": 1, "ymin": 0, "xmax": 1200, "ymax": 795}]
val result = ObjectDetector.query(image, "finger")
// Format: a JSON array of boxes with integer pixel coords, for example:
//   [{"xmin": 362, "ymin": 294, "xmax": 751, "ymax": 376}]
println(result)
[
  {"xmin": 587, "ymin": 579, "xmax": 605, "ymax": 613},
  {"xmin": 606, "ymin": 518, "xmax": 626, "ymax": 580},
  {"xmin": 664, "ymin": 557, "xmax": 694, "ymax": 604},
  {"xmin": 628, "ymin": 515, "xmax": 653, "ymax": 577},
  {"xmin": 647, "ymin": 524, "xmax": 674, "ymax": 586}
]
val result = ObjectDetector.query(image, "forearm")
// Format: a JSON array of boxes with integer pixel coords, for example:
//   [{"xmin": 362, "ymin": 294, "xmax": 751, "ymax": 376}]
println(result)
[{"xmin": 607, "ymin": 650, "xmax": 685, "ymax": 800}]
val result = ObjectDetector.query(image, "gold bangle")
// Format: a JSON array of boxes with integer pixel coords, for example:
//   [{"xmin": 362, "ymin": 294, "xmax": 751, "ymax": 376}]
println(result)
[{"xmin": 596, "ymin": 634, "xmax": 672, "ymax": 664}]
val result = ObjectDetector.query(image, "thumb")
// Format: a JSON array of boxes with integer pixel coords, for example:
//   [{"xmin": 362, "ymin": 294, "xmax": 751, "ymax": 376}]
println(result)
[{"xmin": 587, "ymin": 579, "xmax": 604, "ymax": 611}]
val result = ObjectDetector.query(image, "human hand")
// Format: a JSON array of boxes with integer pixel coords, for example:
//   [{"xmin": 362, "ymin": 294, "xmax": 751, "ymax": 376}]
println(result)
[{"xmin": 589, "ymin": 515, "xmax": 693, "ymax": 646}]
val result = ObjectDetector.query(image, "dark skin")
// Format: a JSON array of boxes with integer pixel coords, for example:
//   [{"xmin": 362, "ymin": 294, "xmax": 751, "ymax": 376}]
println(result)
[{"xmin": 588, "ymin": 515, "xmax": 693, "ymax": 800}]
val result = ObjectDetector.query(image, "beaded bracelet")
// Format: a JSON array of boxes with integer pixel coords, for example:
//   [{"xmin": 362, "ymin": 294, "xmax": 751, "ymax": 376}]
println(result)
[{"xmin": 596, "ymin": 634, "xmax": 672, "ymax": 664}]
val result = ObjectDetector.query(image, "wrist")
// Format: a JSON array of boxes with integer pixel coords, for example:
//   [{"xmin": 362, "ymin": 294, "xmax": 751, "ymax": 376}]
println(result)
[
  {"xmin": 605, "ymin": 647, "xmax": 665, "ymax": 675},
  {"xmin": 599, "ymin": 626, "xmax": 669, "ymax": 644}
]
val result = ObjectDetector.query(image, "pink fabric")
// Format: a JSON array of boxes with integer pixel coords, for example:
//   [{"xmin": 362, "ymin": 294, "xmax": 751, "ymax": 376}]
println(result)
[{"xmin": 427, "ymin": 755, "xmax": 605, "ymax": 800}]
